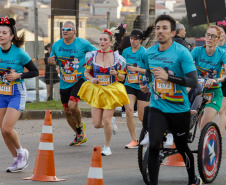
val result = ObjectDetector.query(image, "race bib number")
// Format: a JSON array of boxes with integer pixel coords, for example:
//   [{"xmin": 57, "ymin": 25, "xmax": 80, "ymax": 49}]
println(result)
[
  {"xmin": 63, "ymin": 74, "xmax": 77, "ymax": 83},
  {"xmin": 97, "ymin": 75, "xmax": 111, "ymax": 85},
  {"xmin": 204, "ymin": 93, "xmax": 214, "ymax": 104},
  {"xmin": 127, "ymin": 73, "xmax": 139, "ymax": 83},
  {"xmin": 154, "ymin": 79, "xmax": 175, "ymax": 94},
  {"xmin": 0, "ymin": 84, "xmax": 13, "ymax": 95}
]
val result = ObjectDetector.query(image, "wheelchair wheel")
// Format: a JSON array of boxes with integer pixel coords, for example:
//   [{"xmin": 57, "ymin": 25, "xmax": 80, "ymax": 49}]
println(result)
[
  {"xmin": 197, "ymin": 122, "xmax": 222, "ymax": 183},
  {"xmin": 142, "ymin": 146, "xmax": 149, "ymax": 185},
  {"xmin": 138, "ymin": 128, "xmax": 148, "ymax": 174}
]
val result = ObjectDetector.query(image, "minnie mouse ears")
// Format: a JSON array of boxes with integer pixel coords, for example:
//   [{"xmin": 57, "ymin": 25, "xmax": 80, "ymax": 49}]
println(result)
[
  {"xmin": 0, "ymin": 17, "xmax": 16, "ymax": 27},
  {"xmin": 0, "ymin": 17, "xmax": 16, "ymax": 34}
]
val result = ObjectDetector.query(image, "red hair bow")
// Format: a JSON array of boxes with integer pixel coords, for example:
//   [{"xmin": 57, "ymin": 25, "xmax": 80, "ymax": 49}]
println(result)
[
  {"xmin": 217, "ymin": 20, "xmax": 226, "ymax": 26},
  {"xmin": 104, "ymin": 29, "xmax": 112, "ymax": 35},
  {"xmin": 100, "ymin": 67, "xmax": 108, "ymax": 73},
  {"xmin": 0, "ymin": 17, "xmax": 10, "ymax": 25}
]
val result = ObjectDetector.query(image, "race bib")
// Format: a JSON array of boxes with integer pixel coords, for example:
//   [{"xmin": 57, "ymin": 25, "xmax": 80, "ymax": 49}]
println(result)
[
  {"xmin": 97, "ymin": 75, "xmax": 111, "ymax": 85},
  {"xmin": 204, "ymin": 93, "xmax": 214, "ymax": 104},
  {"xmin": 0, "ymin": 84, "xmax": 13, "ymax": 95},
  {"xmin": 63, "ymin": 74, "xmax": 77, "ymax": 83},
  {"xmin": 154, "ymin": 79, "xmax": 175, "ymax": 94},
  {"xmin": 127, "ymin": 73, "xmax": 139, "ymax": 83}
]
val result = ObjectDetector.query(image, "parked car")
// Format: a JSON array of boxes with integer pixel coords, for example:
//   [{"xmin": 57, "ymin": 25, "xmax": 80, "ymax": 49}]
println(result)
[
  {"xmin": 195, "ymin": 38, "xmax": 205, "ymax": 47},
  {"xmin": 24, "ymin": 77, "xmax": 47, "ymax": 102}
]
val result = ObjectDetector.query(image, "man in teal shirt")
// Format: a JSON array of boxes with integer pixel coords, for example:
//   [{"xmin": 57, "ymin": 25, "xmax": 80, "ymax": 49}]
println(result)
[{"xmin": 49, "ymin": 21, "xmax": 96, "ymax": 146}]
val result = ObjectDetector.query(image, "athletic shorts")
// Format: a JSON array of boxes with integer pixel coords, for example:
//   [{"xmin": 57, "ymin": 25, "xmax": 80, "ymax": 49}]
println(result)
[
  {"xmin": 221, "ymin": 81, "xmax": 226, "ymax": 97},
  {"xmin": 125, "ymin": 85, "xmax": 150, "ymax": 102},
  {"xmin": 0, "ymin": 82, "xmax": 26, "ymax": 112},
  {"xmin": 205, "ymin": 88, "xmax": 223, "ymax": 113},
  {"xmin": 60, "ymin": 78, "xmax": 85, "ymax": 105}
]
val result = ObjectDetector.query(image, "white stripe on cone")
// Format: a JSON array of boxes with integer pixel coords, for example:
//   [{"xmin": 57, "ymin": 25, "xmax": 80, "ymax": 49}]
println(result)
[
  {"xmin": 87, "ymin": 167, "xmax": 103, "ymax": 179},
  {"xmin": 42, "ymin": 126, "xmax": 53, "ymax": 133},
  {"xmin": 39, "ymin": 142, "xmax": 54, "ymax": 150}
]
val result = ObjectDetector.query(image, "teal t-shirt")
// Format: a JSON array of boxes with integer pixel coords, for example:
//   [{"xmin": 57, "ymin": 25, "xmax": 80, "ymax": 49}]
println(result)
[
  {"xmin": 144, "ymin": 42, "xmax": 196, "ymax": 113},
  {"xmin": 0, "ymin": 44, "xmax": 31, "ymax": 85},
  {"xmin": 123, "ymin": 46, "xmax": 146, "ymax": 90},
  {"xmin": 191, "ymin": 46, "xmax": 226, "ymax": 88},
  {"xmin": 50, "ymin": 38, "xmax": 97, "ymax": 89}
]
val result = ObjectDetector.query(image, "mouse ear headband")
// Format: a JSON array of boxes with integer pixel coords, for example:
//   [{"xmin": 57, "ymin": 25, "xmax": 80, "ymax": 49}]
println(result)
[{"xmin": 0, "ymin": 17, "xmax": 16, "ymax": 34}]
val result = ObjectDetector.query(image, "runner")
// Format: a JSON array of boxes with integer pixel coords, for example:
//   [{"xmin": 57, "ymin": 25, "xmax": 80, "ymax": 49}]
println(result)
[
  {"xmin": 216, "ymin": 21, "xmax": 226, "ymax": 136},
  {"xmin": 140, "ymin": 15, "xmax": 202, "ymax": 185},
  {"xmin": 49, "ymin": 21, "xmax": 96, "ymax": 146},
  {"xmin": 0, "ymin": 17, "xmax": 39, "ymax": 172},
  {"xmin": 191, "ymin": 25, "xmax": 226, "ymax": 133},
  {"xmin": 78, "ymin": 29, "xmax": 130, "ymax": 156},
  {"xmin": 122, "ymin": 29, "xmax": 150, "ymax": 149}
]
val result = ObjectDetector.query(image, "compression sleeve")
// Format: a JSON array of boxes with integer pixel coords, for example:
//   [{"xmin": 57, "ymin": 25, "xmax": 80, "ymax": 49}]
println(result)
[
  {"xmin": 167, "ymin": 70, "xmax": 198, "ymax": 88},
  {"xmin": 21, "ymin": 60, "xmax": 39, "ymax": 79}
]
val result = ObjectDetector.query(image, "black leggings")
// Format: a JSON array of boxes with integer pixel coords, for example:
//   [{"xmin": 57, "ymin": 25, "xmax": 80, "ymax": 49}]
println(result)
[{"xmin": 148, "ymin": 107, "xmax": 196, "ymax": 185}]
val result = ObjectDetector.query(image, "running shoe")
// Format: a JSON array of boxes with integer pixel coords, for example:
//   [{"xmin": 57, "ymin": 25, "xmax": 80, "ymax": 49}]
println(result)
[
  {"xmin": 17, "ymin": 149, "xmax": 29, "ymax": 170},
  {"xmin": 70, "ymin": 122, "xmax": 87, "ymax": 146},
  {"xmin": 140, "ymin": 132, "xmax": 149, "ymax": 145},
  {"xmin": 133, "ymin": 111, "xmax": 138, "ymax": 117},
  {"xmin": 165, "ymin": 133, "xmax": 174, "ymax": 146},
  {"xmin": 187, "ymin": 176, "xmax": 202, "ymax": 185},
  {"xmin": 121, "ymin": 111, "xmax": 126, "ymax": 117},
  {"xmin": 111, "ymin": 117, "xmax": 118, "ymax": 135},
  {"xmin": 6, "ymin": 161, "xmax": 18, "ymax": 172},
  {"xmin": 125, "ymin": 140, "xmax": 139, "ymax": 149},
  {"xmin": 101, "ymin": 145, "xmax": 112, "ymax": 156}
]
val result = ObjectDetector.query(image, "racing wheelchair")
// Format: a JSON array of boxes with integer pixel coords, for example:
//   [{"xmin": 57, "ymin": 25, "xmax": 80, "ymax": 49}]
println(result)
[{"xmin": 138, "ymin": 79, "xmax": 222, "ymax": 184}]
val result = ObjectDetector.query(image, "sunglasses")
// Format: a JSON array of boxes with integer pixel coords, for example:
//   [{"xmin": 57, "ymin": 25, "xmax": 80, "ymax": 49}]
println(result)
[{"xmin": 62, "ymin": 28, "xmax": 75, "ymax": 31}]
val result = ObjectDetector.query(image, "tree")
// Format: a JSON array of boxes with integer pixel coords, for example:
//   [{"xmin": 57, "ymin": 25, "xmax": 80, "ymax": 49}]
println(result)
[{"xmin": 179, "ymin": 16, "xmax": 209, "ymax": 38}]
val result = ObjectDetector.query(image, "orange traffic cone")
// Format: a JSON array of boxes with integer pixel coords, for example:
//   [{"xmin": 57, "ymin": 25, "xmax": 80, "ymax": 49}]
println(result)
[
  {"xmin": 86, "ymin": 146, "xmax": 103, "ymax": 185},
  {"xmin": 163, "ymin": 143, "xmax": 185, "ymax": 167},
  {"xmin": 23, "ymin": 110, "xmax": 65, "ymax": 181}
]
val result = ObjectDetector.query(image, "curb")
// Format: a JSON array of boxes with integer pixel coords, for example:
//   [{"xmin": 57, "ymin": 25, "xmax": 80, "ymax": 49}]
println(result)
[{"xmin": 19, "ymin": 110, "xmax": 122, "ymax": 120}]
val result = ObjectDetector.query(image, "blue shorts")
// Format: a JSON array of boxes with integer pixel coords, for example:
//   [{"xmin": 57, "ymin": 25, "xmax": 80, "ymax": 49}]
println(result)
[{"xmin": 0, "ymin": 82, "xmax": 26, "ymax": 112}]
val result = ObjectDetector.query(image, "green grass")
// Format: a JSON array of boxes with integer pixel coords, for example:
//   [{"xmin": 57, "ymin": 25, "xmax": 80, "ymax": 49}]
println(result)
[{"xmin": 25, "ymin": 100, "xmax": 91, "ymax": 111}]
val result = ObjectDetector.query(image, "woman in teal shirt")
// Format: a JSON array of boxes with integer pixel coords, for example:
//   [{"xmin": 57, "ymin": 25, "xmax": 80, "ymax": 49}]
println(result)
[
  {"xmin": 191, "ymin": 25, "xmax": 226, "ymax": 133},
  {"xmin": 122, "ymin": 29, "xmax": 150, "ymax": 149}
]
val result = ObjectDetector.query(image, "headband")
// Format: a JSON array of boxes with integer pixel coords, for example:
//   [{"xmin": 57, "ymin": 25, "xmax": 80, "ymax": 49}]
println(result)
[
  {"xmin": 104, "ymin": 29, "xmax": 112, "ymax": 40},
  {"xmin": 0, "ymin": 17, "xmax": 16, "ymax": 34}
]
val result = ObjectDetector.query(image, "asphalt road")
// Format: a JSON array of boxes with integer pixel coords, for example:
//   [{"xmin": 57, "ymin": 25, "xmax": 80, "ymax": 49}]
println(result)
[{"xmin": 0, "ymin": 117, "xmax": 225, "ymax": 185}]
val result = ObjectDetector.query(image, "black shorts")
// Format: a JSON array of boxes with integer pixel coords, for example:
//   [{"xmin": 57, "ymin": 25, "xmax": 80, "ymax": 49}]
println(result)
[
  {"xmin": 125, "ymin": 85, "xmax": 150, "ymax": 102},
  {"xmin": 221, "ymin": 81, "xmax": 226, "ymax": 97},
  {"xmin": 60, "ymin": 78, "xmax": 85, "ymax": 104}
]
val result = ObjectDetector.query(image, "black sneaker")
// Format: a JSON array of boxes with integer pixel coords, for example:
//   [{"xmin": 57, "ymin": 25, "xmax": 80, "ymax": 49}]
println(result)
[{"xmin": 187, "ymin": 176, "xmax": 202, "ymax": 185}]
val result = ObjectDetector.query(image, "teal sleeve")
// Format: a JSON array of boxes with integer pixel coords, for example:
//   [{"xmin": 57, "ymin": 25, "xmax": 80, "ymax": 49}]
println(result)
[{"xmin": 20, "ymin": 50, "xmax": 31, "ymax": 66}]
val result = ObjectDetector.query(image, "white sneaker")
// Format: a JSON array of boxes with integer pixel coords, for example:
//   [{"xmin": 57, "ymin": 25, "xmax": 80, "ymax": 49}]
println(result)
[
  {"xmin": 133, "ymin": 111, "xmax": 138, "ymax": 117},
  {"xmin": 115, "ymin": 107, "xmax": 122, "ymax": 111},
  {"xmin": 121, "ymin": 111, "xmax": 126, "ymax": 117},
  {"xmin": 6, "ymin": 161, "xmax": 19, "ymax": 172},
  {"xmin": 140, "ymin": 132, "xmax": 149, "ymax": 145},
  {"xmin": 165, "ymin": 133, "xmax": 174, "ymax": 146},
  {"xmin": 111, "ymin": 117, "xmax": 118, "ymax": 135},
  {"xmin": 101, "ymin": 146, "xmax": 112, "ymax": 156},
  {"xmin": 17, "ymin": 149, "xmax": 29, "ymax": 170}
]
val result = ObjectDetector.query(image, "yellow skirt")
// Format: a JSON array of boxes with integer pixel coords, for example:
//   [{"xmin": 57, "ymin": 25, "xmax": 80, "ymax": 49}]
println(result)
[{"xmin": 78, "ymin": 81, "xmax": 130, "ymax": 109}]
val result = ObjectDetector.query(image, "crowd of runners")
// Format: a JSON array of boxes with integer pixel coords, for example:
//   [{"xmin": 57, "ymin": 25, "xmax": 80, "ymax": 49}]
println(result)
[{"xmin": 1, "ymin": 14, "xmax": 226, "ymax": 185}]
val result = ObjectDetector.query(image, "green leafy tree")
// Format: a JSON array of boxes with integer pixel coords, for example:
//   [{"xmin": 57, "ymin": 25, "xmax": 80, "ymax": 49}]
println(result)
[{"xmin": 179, "ymin": 16, "xmax": 209, "ymax": 38}]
